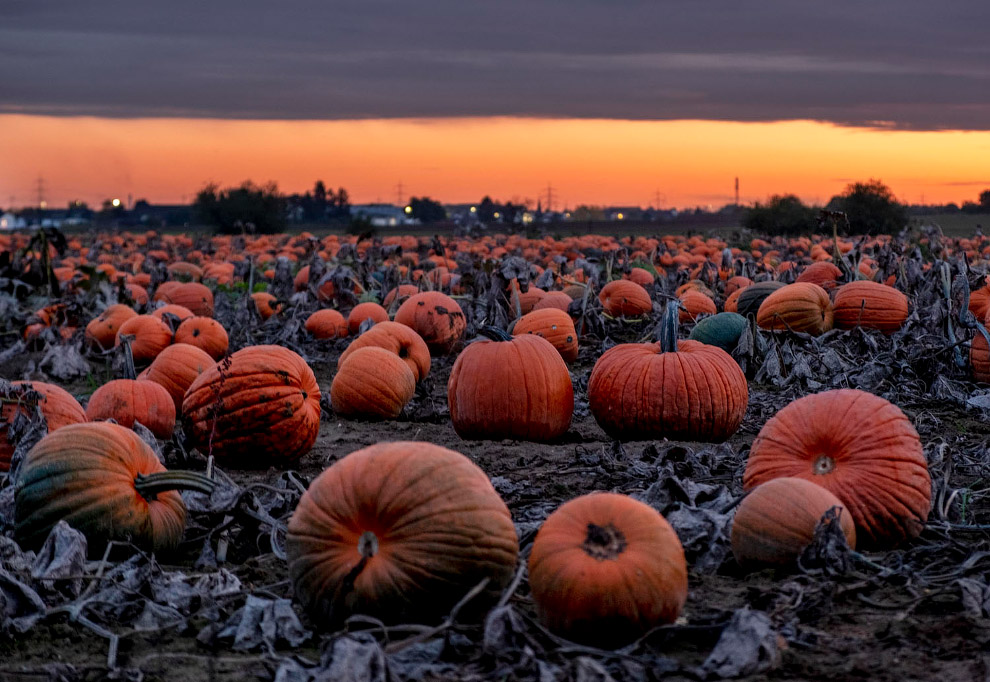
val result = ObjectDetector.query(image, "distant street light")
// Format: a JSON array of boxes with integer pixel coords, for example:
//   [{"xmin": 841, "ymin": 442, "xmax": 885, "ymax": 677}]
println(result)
[
  {"xmin": 112, "ymin": 198, "xmax": 121, "ymax": 207},
  {"xmin": 404, "ymin": 205, "xmax": 412, "ymax": 214}
]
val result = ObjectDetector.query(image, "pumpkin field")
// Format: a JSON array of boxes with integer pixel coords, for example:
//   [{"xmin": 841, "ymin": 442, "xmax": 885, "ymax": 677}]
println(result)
[{"xmin": 2, "ymin": 225, "xmax": 990, "ymax": 681}]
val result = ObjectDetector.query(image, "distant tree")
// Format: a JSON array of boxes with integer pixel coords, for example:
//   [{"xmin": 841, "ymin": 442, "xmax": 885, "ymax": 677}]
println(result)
[
  {"xmin": 408, "ymin": 196, "xmax": 446, "ymax": 223},
  {"xmin": 826, "ymin": 179, "xmax": 907, "ymax": 235},
  {"xmin": 744, "ymin": 195, "xmax": 817, "ymax": 236},
  {"xmin": 980, "ymin": 189, "xmax": 990, "ymax": 211},
  {"xmin": 572, "ymin": 205, "xmax": 606, "ymax": 221},
  {"xmin": 194, "ymin": 181, "xmax": 286, "ymax": 234}
]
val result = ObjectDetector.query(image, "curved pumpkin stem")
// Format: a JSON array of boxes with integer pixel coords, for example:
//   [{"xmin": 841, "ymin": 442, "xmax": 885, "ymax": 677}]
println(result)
[
  {"xmin": 659, "ymin": 302, "xmax": 680, "ymax": 353},
  {"xmin": 134, "ymin": 470, "xmax": 216, "ymax": 500},
  {"xmin": 117, "ymin": 334, "xmax": 138, "ymax": 380},
  {"xmin": 477, "ymin": 326, "xmax": 513, "ymax": 343}
]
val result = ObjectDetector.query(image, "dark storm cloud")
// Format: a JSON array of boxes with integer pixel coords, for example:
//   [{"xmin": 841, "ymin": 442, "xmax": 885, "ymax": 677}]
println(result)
[{"xmin": 2, "ymin": 0, "xmax": 989, "ymax": 129}]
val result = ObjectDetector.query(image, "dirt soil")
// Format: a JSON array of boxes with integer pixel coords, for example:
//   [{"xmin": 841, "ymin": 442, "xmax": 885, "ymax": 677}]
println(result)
[{"xmin": 3, "ymin": 340, "xmax": 990, "ymax": 682}]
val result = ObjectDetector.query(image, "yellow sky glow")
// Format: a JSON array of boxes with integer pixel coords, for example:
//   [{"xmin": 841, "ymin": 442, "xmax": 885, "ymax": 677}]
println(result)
[{"xmin": 1, "ymin": 114, "xmax": 988, "ymax": 210}]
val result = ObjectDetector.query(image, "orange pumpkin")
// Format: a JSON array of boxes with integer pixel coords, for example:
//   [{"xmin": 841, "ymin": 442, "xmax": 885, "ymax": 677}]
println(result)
[
  {"xmin": 286, "ymin": 441, "xmax": 519, "ymax": 625},
  {"xmin": 599, "ymin": 280, "xmax": 652, "ymax": 317},
  {"xmin": 0, "ymin": 381, "xmax": 86, "ymax": 472},
  {"xmin": 528, "ymin": 492, "xmax": 687, "ymax": 648},
  {"xmin": 85, "ymin": 304, "xmax": 138, "ymax": 350},
  {"xmin": 394, "ymin": 291, "xmax": 467, "ymax": 355},
  {"xmin": 731, "ymin": 477, "xmax": 856, "ymax": 567},
  {"xmin": 744, "ymin": 389, "xmax": 930, "ymax": 547},
  {"xmin": 331, "ymin": 347, "xmax": 416, "ymax": 419},
  {"xmin": 183, "ymin": 345, "xmax": 321, "ymax": 466},
  {"xmin": 347, "ymin": 302, "xmax": 389, "ymax": 335},
  {"xmin": 251, "ymin": 292, "xmax": 282, "ymax": 320},
  {"xmin": 137, "ymin": 343, "xmax": 216, "ymax": 413},
  {"xmin": 85, "ymin": 379, "xmax": 176, "ymax": 440},
  {"xmin": 448, "ymin": 328, "xmax": 573, "ymax": 441},
  {"xmin": 154, "ymin": 281, "xmax": 214, "ymax": 317},
  {"xmin": 337, "ymin": 321, "xmax": 431, "ymax": 382},
  {"xmin": 305, "ymin": 309, "xmax": 348, "ymax": 339},
  {"xmin": 796, "ymin": 261, "xmax": 843, "ymax": 291},
  {"xmin": 512, "ymin": 309, "xmax": 579, "ymax": 363},
  {"xmin": 678, "ymin": 289, "xmax": 717, "ymax": 323},
  {"xmin": 174, "ymin": 316, "xmax": 229, "ymax": 359},
  {"xmin": 756, "ymin": 282, "xmax": 834, "ymax": 336},
  {"xmin": 115, "ymin": 315, "xmax": 173, "ymax": 365},
  {"xmin": 150, "ymin": 304, "xmax": 194, "ymax": 323},
  {"xmin": 832, "ymin": 281, "xmax": 909, "ymax": 334},
  {"xmin": 532, "ymin": 291, "xmax": 574, "ymax": 313}
]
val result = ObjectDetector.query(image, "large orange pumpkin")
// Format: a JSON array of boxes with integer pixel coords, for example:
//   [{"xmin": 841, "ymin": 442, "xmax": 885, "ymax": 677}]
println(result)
[
  {"xmin": 85, "ymin": 379, "xmax": 177, "ymax": 440},
  {"xmin": 394, "ymin": 291, "xmax": 467, "ymax": 355},
  {"xmin": 796, "ymin": 261, "xmax": 843, "ymax": 291},
  {"xmin": 174, "ymin": 316, "xmax": 229, "ymax": 359},
  {"xmin": 756, "ymin": 282, "xmax": 834, "ymax": 336},
  {"xmin": 183, "ymin": 345, "xmax": 321, "ymax": 466},
  {"xmin": 528, "ymin": 492, "xmax": 687, "ymax": 648},
  {"xmin": 587, "ymin": 304, "xmax": 748, "ymax": 441},
  {"xmin": 116, "ymin": 315, "xmax": 173, "ymax": 365},
  {"xmin": 832, "ymin": 281, "xmax": 909, "ymax": 334},
  {"xmin": 1, "ymin": 381, "xmax": 86, "ymax": 472},
  {"xmin": 743, "ymin": 389, "xmax": 930, "ymax": 547},
  {"xmin": 337, "ymin": 321, "xmax": 431, "ymax": 383},
  {"xmin": 347, "ymin": 302, "xmax": 389, "ymax": 335},
  {"xmin": 305, "ymin": 309, "xmax": 348, "ymax": 339},
  {"xmin": 14, "ymin": 422, "xmax": 214, "ymax": 553},
  {"xmin": 512, "ymin": 309, "xmax": 579, "ymax": 363},
  {"xmin": 448, "ymin": 327, "xmax": 573, "ymax": 441},
  {"xmin": 85, "ymin": 304, "xmax": 138, "ymax": 350},
  {"xmin": 331, "ymin": 347, "xmax": 416, "ymax": 419},
  {"xmin": 138, "ymin": 343, "xmax": 216, "ymax": 413},
  {"xmin": 599, "ymin": 280, "xmax": 652, "ymax": 317},
  {"xmin": 731, "ymin": 477, "xmax": 856, "ymax": 567},
  {"xmin": 678, "ymin": 289, "xmax": 717, "ymax": 322},
  {"xmin": 153, "ymin": 281, "xmax": 214, "ymax": 317},
  {"xmin": 286, "ymin": 441, "xmax": 519, "ymax": 625}
]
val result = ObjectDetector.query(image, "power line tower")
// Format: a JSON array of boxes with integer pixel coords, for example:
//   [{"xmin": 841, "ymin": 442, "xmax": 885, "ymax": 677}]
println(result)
[
  {"xmin": 734, "ymin": 177, "xmax": 740, "ymax": 206},
  {"xmin": 36, "ymin": 175, "xmax": 46, "ymax": 209},
  {"xmin": 545, "ymin": 182, "xmax": 555, "ymax": 212},
  {"xmin": 395, "ymin": 181, "xmax": 405, "ymax": 207}
]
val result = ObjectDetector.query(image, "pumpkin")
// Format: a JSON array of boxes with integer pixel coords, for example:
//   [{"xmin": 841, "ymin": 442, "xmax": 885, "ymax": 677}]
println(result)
[
  {"xmin": 286, "ymin": 441, "xmax": 519, "ymax": 625},
  {"xmin": 85, "ymin": 379, "xmax": 176, "ymax": 440},
  {"xmin": 796, "ymin": 261, "xmax": 843, "ymax": 291},
  {"xmin": 625, "ymin": 267, "xmax": 655, "ymax": 287},
  {"xmin": 14, "ymin": 422, "xmax": 215, "ymax": 554},
  {"xmin": 528, "ymin": 492, "xmax": 687, "ymax": 648},
  {"xmin": 1, "ymin": 381, "xmax": 86, "ymax": 472},
  {"xmin": 731, "ymin": 477, "xmax": 856, "ymax": 567},
  {"xmin": 174, "ymin": 316, "xmax": 229, "ymax": 359},
  {"xmin": 512, "ymin": 309, "xmax": 579, "ymax": 363},
  {"xmin": 832, "ymin": 281, "xmax": 909, "ymax": 334},
  {"xmin": 735, "ymin": 280, "xmax": 785, "ymax": 317},
  {"xmin": 588, "ymin": 304, "xmax": 748, "ymax": 441},
  {"xmin": 305, "ymin": 309, "xmax": 348, "ymax": 339},
  {"xmin": 599, "ymin": 280, "xmax": 652, "ymax": 318},
  {"xmin": 743, "ymin": 389, "xmax": 930, "ymax": 547},
  {"xmin": 508, "ymin": 283, "xmax": 545, "ymax": 315},
  {"xmin": 724, "ymin": 276, "xmax": 753, "ymax": 296},
  {"xmin": 85, "ymin": 304, "xmax": 137, "ymax": 350},
  {"xmin": 347, "ymin": 302, "xmax": 389, "ymax": 335},
  {"xmin": 448, "ymin": 327, "xmax": 573, "ymax": 441},
  {"xmin": 251, "ymin": 292, "xmax": 282, "ymax": 320},
  {"xmin": 688, "ymin": 312, "xmax": 748, "ymax": 352},
  {"xmin": 533, "ymin": 291, "xmax": 575, "ymax": 313},
  {"xmin": 383, "ymin": 284, "xmax": 420, "ymax": 309},
  {"xmin": 971, "ymin": 328, "xmax": 990, "ymax": 383},
  {"xmin": 138, "ymin": 343, "xmax": 216, "ymax": 413},
  {"xmin": 150, "ymin": 304, "xmax": 194, "ymax": 323},
  {"xmin": 394, "ymin": 291, "xmax": 467, "ymax": 355},
  {"xmin": 723, "ymin": 286, "xmax": 745, "ymax": 313},
  {"xmin": 331, "ymin": 347, "xmax": 416, "ymax": 419},
  {"xmin": 678, "ymin": 289, "xmax": 717, "ymax": 323},
  {"xmin": 337, "ymin": 321, "xmax": 430, "ymax": 382},
  {"xmin": 756, "ymin": 282, "xmax": 834, "ymax": 336},
  {"xmin": 153, "ymin": 281, "xmax": 214, "ymax": 317},
  {"xmin": 182, "ymin": 345, "xmax": 321, "ymax": 466},
  {"xmin": 115, "ymin": 315, "xmax": 173, "ymax": 365}
]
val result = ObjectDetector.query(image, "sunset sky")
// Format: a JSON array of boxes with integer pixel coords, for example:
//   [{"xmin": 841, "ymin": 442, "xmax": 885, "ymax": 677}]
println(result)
[{"xmin": 3, "ymin": 1, "xmax": 989, "ymax": 210}]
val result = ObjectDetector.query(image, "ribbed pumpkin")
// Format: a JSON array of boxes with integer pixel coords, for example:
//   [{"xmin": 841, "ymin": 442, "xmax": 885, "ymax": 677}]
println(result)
[
  {"xmin": 174, "ymin": 316, "xmax": 229, "ymax": 359},
  {"xmin": 1, "ymin": 382, "xmax": 86, "ymax": 472},
  {"xmin": 744, "ymin": 389, "xmax": 930, "ymax": 547},
  {"xmin": 286, "ymin": 441, "xmax": 519, "ymax": 625},
  {"xmin": 448, "ymin": 328, "xmax": 573, "ymax": 441},
  {"xmin": 394, "ymin": 291, "xmax": 467, "ymax": 355},
  {"xmin": 731, "ymin": 477, "xmax": 856, "ymax": 567},
  {"xmin": 588, "ymin": 304, "xmax": 748, "ymax": 441},
  {"xmin": 14, "ymin": 422, "xmax": 214, "ymax": 554},
  {"xmin": 688, "ymin": 312, "xmax": 748, "ymax": 352},
  {"xmin": 599, "ymin": 280, "xmax": 652, "ymax": 317},
  {"xmin": 533, "ymin": 291, "xmax": 575, "ymax": 313},
  {"xmin": 85, "ymin": 304, "xmax": 137, "ymax": 350},
  {"xmin": 337, "ymin": 321, "xmax": 431, "ymax": 383},
  {"xmin": 138, "ymin": 343, "xmax": 216, "ymax": 413},
  {"xmin": 528, "ymin": 492, "xmax": 687, "ymax": 648},
  {"xmin": 678, "ymin": 289, "xmax": 717, "ymax": 322},
  {"xmin": 153, "ymin": 281, "xmax": 214, "ymax": 317},
  {"xmin": 625, "ymin": 267, "xmax": 655, "ymax": 287},
  {"xmin": 331, "ymin": 347, "xmax": 416, "ymax": 419},
  {"xmin": 347, "ymin": 302, "xmax": 389, "ymax": 335},
  {"xmin": 150, "ymin": 304, "xmax": 195, "ymax": 323},
  {"xmin": 756, "ymin": 282, "xmax": 834, "ymax": 336},
  {"xmin": 832, "ymin": 281, "xmax": 909, "ymax": 334},
  {"xmin": 183, "ymin": 345, "xmax": 321, "ymax": 466},
  {"xmin": 305, "ymin": 309, "xmax": 348, "ymax": 339},
  {"xmin": 725, "ymin": 276, "xmax": 753, "ymax": 296},
  {"xmin": 512, "ymin": 309, "xmax": 579, "ymax": 363},
  {"xmin": 735, "ymin": 280, "xmax": 786, "ymax": 318},
  {"xmin": 115, "ymin": 315, "xmax": 173, "ymax": 365},
  {"xmin": 251, "ymin": 292, "xmax": 282, "ymax": 320},
  {"xmin": 85, "ymin": 379, "xmax": 176, "ymax": 440},
  {"xmin": 796, "ymin": 261, "xmax": 843, "ymax": 291}
]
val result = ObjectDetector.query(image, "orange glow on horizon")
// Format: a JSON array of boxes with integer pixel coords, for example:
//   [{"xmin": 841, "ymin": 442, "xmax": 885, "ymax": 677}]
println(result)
[{"xmin": 1, "ymin": 114, "xmax": 988, "ymax": 210}]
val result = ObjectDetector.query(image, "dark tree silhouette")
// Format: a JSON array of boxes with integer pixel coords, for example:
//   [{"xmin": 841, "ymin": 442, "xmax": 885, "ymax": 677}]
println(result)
[{"xmin": 827, "ymin": 179, "xmax": 907, "ymax": 234}]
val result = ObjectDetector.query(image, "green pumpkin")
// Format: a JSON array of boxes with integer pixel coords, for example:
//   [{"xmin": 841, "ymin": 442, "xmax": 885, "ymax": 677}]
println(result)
[
  {"xmin": 735, "ymin": 281, "xmax": 786, "ymax": 318},
  {"xmin": 689, "ymin": 312, "xmax": 748, "ymax": 353}
]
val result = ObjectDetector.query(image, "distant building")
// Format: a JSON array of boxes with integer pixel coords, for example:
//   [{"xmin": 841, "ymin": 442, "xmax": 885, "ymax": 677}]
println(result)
[
  {"xmin": 0, "ymin": 212, "xmax": 27, "ymax": 230},
  {"xmin": 350, "ymin": 204, "xmax": 418, "ymax": 228}
]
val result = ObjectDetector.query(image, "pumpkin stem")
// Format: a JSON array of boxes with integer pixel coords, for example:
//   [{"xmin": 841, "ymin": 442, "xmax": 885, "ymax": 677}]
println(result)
[
  {"xmin": 134, "ymin": 471, "xmax": 216, "ymax": 500},
  {"xmin": 118, "ymin": 333, "xmax": 138, "ymax": 380},
  {"xmin": 813, "ymin": 454, "xmax": 836, "ymax": 476},
  {"xmin": 477, "ymin": 325, "xmax": 513, "ymax": 342},
  {"xmin": 358, "ymin": 530, "xmax": 379, "ymax": 558},
  {"xmin": 659, "ymin": 302, "xmax": 680, "ymax": 353},
  {"xmin": 582, "ymin": 522, "xmax": 627, "ymax": 561}
]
